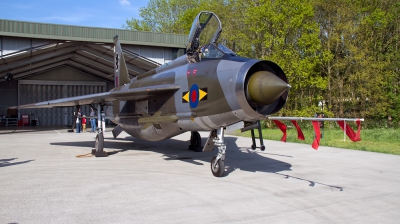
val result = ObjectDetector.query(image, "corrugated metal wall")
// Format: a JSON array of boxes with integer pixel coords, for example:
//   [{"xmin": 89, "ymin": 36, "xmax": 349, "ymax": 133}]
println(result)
[
  {"xmin": 19, "ymin": 84, "xmax": 65, "ymax": 125},
  {"xmin": 28, "ymin": 66, "xmax": 103, "ymax": 82},
  {"xmin": 17, "ymin": 66, "xmax": 106, "ymax": 126},
  {"xmin": 0, "ymin": 82, "xmax": 18, "ymax": 117},
  {"xmin": 19, "ymin": 81, "xmax": 106, "ymax": 126}
]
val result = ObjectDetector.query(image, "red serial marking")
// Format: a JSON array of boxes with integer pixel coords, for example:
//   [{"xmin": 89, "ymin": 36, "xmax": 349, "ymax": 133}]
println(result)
[{"xmin": 187, "ymin": 69, "xmax": 198, "ymax": 77}]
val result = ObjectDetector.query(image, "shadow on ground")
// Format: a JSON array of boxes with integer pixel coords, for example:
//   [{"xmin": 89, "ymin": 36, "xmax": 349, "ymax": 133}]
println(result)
[
  {"xmin": 50, "ymin": 135, "xmax": 293, "ymax": 177},
  {"xmin": 0, "ymin": 158, "xmax": 34, "ymax": 168},
  {"xmin": 48, "ymin": 133, "xmax": 343, "ymax": 189}
]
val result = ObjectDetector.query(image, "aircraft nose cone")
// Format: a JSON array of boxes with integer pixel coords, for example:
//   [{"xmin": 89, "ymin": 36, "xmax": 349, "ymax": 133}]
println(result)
[{"xmin": 247, "ymin": 71, "xmax": 290, "ymax": 105}]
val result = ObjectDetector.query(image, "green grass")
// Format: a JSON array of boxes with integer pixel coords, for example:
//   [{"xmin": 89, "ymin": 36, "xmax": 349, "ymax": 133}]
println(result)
[{"xmin": 232, "ymin": 128, "xmax": 400, "ymax": 155}]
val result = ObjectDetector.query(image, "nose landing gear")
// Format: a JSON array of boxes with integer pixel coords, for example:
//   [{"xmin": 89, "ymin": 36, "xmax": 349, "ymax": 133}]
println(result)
[{"xmin": 210, "ymin": 127, "xmax": 226, "ymax": 177}]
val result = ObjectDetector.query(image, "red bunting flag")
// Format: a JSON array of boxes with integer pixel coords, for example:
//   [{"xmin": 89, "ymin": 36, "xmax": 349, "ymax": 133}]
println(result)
[
  {"xmin": 291, "ymin": 120, "xmax": 305, "ymax": 141},
  {"xmin": 336, "ymin": 120, "xmax": 362, "ymax": 142},
  {"xmin": 312, "ymin": 121, "xmax": 320, "ymax": 150},
  {"xmin": 272, "ymin": 120, "xmax": 287, "ymax": 142},
  {"xmin": 271, "ymin": 118, "xmax": 362, "ymax": 150}
]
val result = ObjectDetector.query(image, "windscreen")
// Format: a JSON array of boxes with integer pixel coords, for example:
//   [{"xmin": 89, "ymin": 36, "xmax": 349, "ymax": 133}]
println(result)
[{"xmin": 198, "ymin": 13, "xmax": 221, "ymax": 47}]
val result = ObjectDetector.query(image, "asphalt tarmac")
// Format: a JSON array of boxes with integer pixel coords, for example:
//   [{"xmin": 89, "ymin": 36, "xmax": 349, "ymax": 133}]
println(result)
[{"xmin": 0, "ymin": 126, "xmax": 399, "ymax": 223}]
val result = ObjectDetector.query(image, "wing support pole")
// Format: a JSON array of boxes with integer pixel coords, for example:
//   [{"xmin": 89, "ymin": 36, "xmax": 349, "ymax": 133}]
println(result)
[
  {"xmin": 70, "ymin": 105, "xmax": 81, "ymax": 133},
  {"xmin": 241, "ymin": 121, "xmax": 265, "ymax": 151}
]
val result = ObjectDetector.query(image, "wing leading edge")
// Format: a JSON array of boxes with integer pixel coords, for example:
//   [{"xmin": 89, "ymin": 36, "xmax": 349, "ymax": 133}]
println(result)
[{"xmin": 12, "ymin": 84, "xmax": 180, "ymax": 109}]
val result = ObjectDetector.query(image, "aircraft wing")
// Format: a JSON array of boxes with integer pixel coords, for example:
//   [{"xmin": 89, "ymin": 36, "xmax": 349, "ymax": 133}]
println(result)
[{"xmin": 12, "ymin": 84, "xmax": 180, "ymax": 109}]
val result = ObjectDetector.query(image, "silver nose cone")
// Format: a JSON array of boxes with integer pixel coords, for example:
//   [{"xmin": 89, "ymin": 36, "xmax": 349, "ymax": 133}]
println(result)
[{"xmin": 247, "ymin": 71, "xmax": 290, "ymax": 105}]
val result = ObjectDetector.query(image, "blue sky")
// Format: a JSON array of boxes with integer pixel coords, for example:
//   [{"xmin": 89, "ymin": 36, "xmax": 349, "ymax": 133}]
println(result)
[{"xmin": 0, "ymin": 0, "xmax": 149, "ymax": 29}]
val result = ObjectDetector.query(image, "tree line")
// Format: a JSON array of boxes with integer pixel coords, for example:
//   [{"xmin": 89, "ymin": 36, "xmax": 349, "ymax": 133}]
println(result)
[{"xmin": 125, "ymin": 0, "xmax": 400, "ymax": 128}]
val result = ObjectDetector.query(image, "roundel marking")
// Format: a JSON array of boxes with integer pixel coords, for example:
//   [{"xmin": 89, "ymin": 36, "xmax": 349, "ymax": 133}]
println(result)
[
  {"xmin": 189, "ymin": 84, "xmax": 200, "ymax": 108},
  {"xmin": 191, "ymin": 90, "xmax": 197, "ymax": 102}
]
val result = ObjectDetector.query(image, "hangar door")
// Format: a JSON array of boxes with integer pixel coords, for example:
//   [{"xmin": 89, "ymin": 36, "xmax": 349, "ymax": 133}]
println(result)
[{"xmin": 18, "ymin": 80, "xmax": 107, "ymax": 126}]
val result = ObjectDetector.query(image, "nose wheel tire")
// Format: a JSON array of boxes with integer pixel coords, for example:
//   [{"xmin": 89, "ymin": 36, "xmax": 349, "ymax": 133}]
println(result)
[
  {"xmin": 211, "ymin": 156, "xmax": 225, "ymax": 177},
  {"xmin": 94, "ymin": 133, "xmax": 107, "ymax": 157}
]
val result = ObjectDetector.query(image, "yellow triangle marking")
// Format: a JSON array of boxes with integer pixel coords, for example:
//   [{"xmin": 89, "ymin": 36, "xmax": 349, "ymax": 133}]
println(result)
[
  {"xmin": 183, "ymin": 92, "xmax": 189, "ymax": 102},
  {"xmin": 154, "ymin": 111, "xmax": 162, "ymax": 117},
  {"xmin": 199, "ymin": 89, "xmax": 207, "ymax": 101}
]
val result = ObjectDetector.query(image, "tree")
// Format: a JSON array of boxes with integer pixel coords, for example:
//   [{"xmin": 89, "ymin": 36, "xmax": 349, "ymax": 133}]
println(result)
[
  {"xmin": 124, "ymin": 0, "xmax": 200, "ymax": 34},
  {"xmin": 125, "ymin": 0, "xmax": 400, "ymax": 126},
  {"xmin": 242, "ymin": 0, "xmax": 327, "ymax": 116}
]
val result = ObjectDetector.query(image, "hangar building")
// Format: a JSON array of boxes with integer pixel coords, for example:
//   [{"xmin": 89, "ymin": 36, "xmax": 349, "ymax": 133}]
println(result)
[{"xmin": 0, "ymin": 19, "xmax": 187, "ymax": 126}]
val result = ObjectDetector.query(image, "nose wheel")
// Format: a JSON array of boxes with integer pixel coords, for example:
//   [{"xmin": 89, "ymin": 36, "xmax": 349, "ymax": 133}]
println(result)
[
  {"xmin": 210, "ymin": 127, "xmax": 226, "ymax": 177},
  {"xmin": 211, "ymin": 155, "xmax": 225, "ymax": 177}
]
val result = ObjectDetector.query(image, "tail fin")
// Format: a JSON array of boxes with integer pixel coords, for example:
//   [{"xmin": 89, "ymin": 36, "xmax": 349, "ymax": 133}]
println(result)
[{"xmin": 113, "ymin": 35, "xmax": 131, "ymax": 88}]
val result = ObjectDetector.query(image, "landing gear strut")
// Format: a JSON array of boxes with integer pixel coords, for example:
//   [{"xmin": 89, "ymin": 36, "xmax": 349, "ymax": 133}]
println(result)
[
  {"xmin": 250, "ymin": 121, "xmax": 265, "ymax": 151},
  {"xmin": 210, "ymin": 127, "xmax": 226, "ymax": 177},
  {"xmin": 94, "ymin": 104, "xmax": 107, "ymax": 157},
  {"xmin": 94, "ymin": 132, "xmax": 106, "ymax": 157},
  {"xmin": 189, "ymin": 131, "xmax": 202, "ymax": 152}
]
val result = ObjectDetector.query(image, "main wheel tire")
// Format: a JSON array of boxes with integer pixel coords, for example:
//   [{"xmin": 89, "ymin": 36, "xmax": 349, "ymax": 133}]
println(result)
[
  {"xmin": 189, "ymin": 131, "xmax": 202, "ymax": 152},
  {"xmin": 260, "ymin": 145, "xmax": 266, "ymax": 151},
  {"xmin": 95, "ymin": 133, "xmax": 106, "ymax": 157},
  {"xmin": 211, "ymin": 156, "xmax": 225, "ymax": 177},
  {"xmin": 251, "ymin": 144, "xmax": 256, "ymax": 150}
]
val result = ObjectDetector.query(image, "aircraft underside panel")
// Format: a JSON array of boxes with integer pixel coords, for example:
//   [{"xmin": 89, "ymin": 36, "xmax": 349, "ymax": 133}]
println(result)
[
  {"xmin": 120, "ymin": 122, "xmax": 183, "ymax": 141},
  {"xmin": 118, "ymin": 107, "xmax": 258, "ymax": 140}
]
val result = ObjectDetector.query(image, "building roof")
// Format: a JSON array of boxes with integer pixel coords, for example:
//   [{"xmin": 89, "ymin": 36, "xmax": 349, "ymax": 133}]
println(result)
[
  {"xmin": 0, "ymin": 19, "xmax": 188, "ymax": 85},
  {"xmin": 0, "ymin": 19, "xmax": 187, "ymax": 48}
]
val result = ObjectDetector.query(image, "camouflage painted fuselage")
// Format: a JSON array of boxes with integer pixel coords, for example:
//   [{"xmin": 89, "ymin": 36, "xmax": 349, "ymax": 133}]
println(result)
[{"xmin": 113, "ymin": 55, "xmax": 288, "ymax": 141}]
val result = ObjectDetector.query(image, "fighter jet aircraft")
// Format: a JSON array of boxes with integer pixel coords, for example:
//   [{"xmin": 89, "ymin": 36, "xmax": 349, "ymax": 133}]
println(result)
[{"xmin": 12, "ymin": 11, "xmax": 291, "ymax": 177}]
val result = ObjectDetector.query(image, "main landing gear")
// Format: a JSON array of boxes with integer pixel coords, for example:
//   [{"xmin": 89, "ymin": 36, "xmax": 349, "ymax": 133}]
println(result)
[
  {"xmin": 93, "ymin": 104, "xmax": 107, "ymax": 157},
  {"xmin": 189, "ymin": 131, "xmax": 202, "ymax": 152},
  {"xmin": 210, "ymin": 127, "xmax": 226, "ymax": 177},
  {"xmin": 94, "ymin": 132, "xmax": 106, "ymax": 156}
]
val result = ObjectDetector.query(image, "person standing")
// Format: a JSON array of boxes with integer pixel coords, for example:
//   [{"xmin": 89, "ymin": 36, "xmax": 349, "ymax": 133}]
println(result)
[
  {"xmin": 75, "ymin": 108, "xmax": 81, "ymax": 133},
  {"xmin": 90, "ymin": 108, "xmax": 97, "ymax": 132},
  {"xmin": 82, "ymin": 115, "xmax": 87, "ymax": 133}
]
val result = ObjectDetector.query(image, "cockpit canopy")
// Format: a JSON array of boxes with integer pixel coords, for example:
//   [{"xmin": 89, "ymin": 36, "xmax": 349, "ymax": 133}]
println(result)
[
  {"xmin": 187, "ymin": 11, "xmax": 236, "ymax": 63},
  {"xmin": 187, "ymin": 11, "xmax": 222, "ymax": 54},
  {"xmin": 186, "ymin": 11, "xmax": 237, "ymax": 63}
]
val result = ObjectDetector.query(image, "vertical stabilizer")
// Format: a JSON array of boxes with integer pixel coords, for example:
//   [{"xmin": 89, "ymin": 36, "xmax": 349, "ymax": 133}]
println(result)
[{"xmin": 113, "ymin": 35, "xmax": 131, "ymax": 88}]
